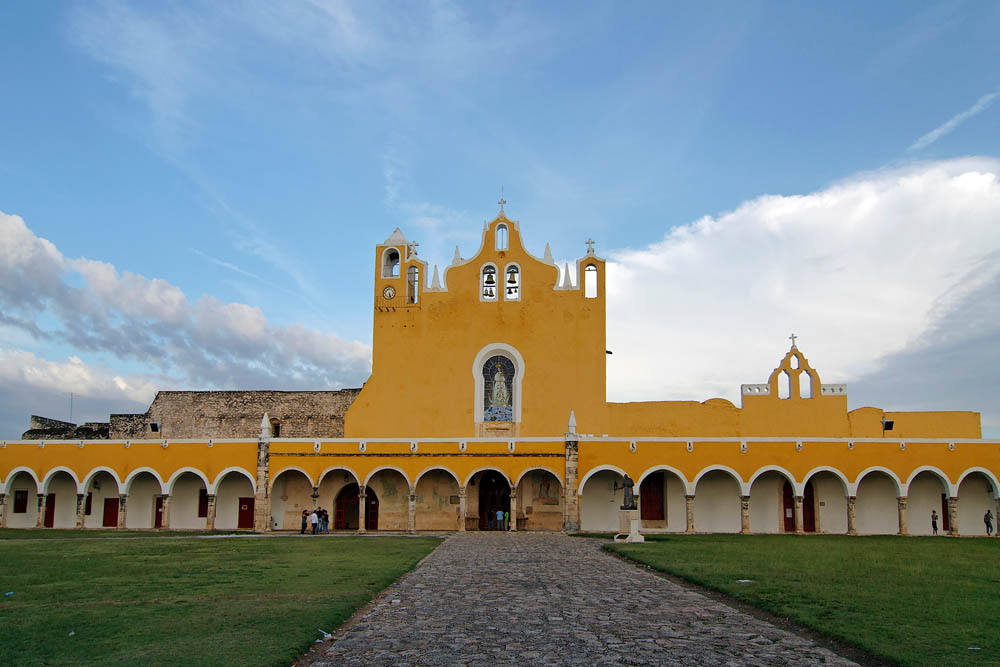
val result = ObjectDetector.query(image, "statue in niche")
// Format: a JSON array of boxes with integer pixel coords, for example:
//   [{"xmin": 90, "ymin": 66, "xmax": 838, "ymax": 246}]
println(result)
[{"xmin": 491, "ymin": 363, "xmax": 509, "ymax": 408}]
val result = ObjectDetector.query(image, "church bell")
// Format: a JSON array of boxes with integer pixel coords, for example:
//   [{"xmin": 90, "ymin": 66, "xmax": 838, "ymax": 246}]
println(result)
[{"xmin": 485, "ymin": 273, "xmax": 495, "ymax": 286}]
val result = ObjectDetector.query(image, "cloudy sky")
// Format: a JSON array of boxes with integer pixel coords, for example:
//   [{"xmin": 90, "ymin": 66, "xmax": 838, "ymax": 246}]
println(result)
[{"xmin": 1, "ymin": 2, "xmax": 999, "ymax": 439}]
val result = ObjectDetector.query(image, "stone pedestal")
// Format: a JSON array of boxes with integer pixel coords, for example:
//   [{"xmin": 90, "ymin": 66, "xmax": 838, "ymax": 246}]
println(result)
[{"xmin": 614, "ymin": 509, "xmax": 644, "ymax": 544}]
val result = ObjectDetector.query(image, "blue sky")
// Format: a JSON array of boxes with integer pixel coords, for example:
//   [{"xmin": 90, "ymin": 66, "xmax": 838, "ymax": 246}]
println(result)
[{"xmin": 1, "ymin": 1, "xmax": 999, "ymax": 438}]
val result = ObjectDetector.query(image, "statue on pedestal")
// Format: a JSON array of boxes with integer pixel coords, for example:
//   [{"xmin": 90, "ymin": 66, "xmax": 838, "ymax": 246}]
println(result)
[{"xmin": 619, "ymin": 474, "xmax": 636, "ymax": 510}]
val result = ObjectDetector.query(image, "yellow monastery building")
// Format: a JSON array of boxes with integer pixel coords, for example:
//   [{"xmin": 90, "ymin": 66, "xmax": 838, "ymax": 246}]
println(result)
[{"xmin": 1, "ymin": 211, "xmax": 998, "ymax": 537}]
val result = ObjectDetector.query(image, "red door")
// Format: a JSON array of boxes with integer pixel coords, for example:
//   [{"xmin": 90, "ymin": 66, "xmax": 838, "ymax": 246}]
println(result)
[
  {"xmin": 154, "ymin": 496, "xmax": 164, "ymax": 528},
  {"xmin": 238, "ymin": 497, "xmax": 255, "ymax": 529},
  {"xmin": 802, "ymin": 481, "xmax": 816, "ymax": 533},
  {"xmin": 335, "ymin": 484, "xmax": 359, "ymax": 530},
  {"xmin": 102, "ymin": 497, "xmax": 119, "ymax": 527},
  {"xmin": 365, "ymin": 489, "xmax": 379, "ymax": 531},
  {"xmin": 782, "ymin": 481, "xmax": 795, "ymax": 532},
  {"xmin": 640, "ymin": 472, "xmax": 665, "ymax": 521},
  {"xmin": 44, "ymin": 493, "xmax": 56, "ymax": 528},
  {"xmin": 941, "ymin": 494, "xmax": 951, "ymax": 532}
]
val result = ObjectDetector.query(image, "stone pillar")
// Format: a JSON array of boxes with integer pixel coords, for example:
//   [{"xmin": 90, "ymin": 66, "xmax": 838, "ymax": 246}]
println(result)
[
  {"xmin": 36, "ymin": 494, "xmax": 46, "ymax": 528},
  {"xmin": 563, "ymin": 437, "xmax": 580, "ymax": 532},
  {"xmin": 408, "ymin": 486, "xmax": 416, "ymax": 534},
  {"xmin": 75, "ymin": 493, "xmax": 86, "ymax": 529},
  {"xmin": 358, "ymin": 485, "xmax": 367, "ymax": 534},
  {"xmin": 0, "ymin": 493, "xmax": 6, "ymax": 529},
  {"xmin": 793, "ymin": 495, "xmax": 804, "ymax": 535},
  {"xmin": 685, "ymin": 494, "xmax": 695, "ymax": 533},
  {"xmin": 160, "ymin": 494, "xmax": 171, "ymax": 529},
  {"xmin": 947, "ymin": 496, "xmax": 959, "ymax": 536},
  {"xmin": 117, "ymin": 494, "xmax": 127, "ymax": 530},
  {"xmin": 846, "ymin": 495, "xmax": 857, "ymax": 535},
  {"xmin": 897, "ymin": 496, "xmax": 908, "ymax": 536},
  {"xmin": 205, "ymin": 494, "xmax": 217, "ymax": 531},
  {"xmin": 510, "ymin": 492, "xmax": 518, "ymax": 532},
  {"xmin": 740, "ymin": 496, "xmax": 750, "ymax": 534},
  {"xmin": 458, "ymin": 487, "xmax": 467, "ymax": 532},
  {"xmin": 253, "ymin": 438, "xmax": 271, "ymax": 532}
]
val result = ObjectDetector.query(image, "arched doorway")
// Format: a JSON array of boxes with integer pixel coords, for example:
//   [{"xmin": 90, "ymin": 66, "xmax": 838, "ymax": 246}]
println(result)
[
  {"xmin": 957, "ymin": 471, "xmax": 996, "ymax": 536},
  {"xmin": 580, "ymin": 469, "xmax": 623, "ymax": 532},
  {"xmin": 693, "ymin": 470, "xmax": 741, "ymax": 533},
  {"xmin": 473, "ymin": 471, "xmax": 510, "ymax": 530},
  {"xmin": 269, "ymin": 469, "xmax": 313, "ymax": 531},
  {"xmin": 855, "ymin": 471, "xmax": 899, "ymax": 535},
  {"xmin": 334, "ymin": 483, "xmax": 379, "ymax": 531},
  {"xmin": 515, "ymin": 469, "xmax": 563, "ymax": 531},
  {"xmin": 414, "ymin": 469, "xmax": 460, "ymax": 531},
  {"xmin": 778, "ymin": 480, "xmax": 816, "ymax": 533}
]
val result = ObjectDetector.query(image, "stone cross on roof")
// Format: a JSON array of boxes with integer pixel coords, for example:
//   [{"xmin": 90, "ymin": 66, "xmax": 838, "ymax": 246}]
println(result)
[
  {"xmin": 497, "ymin": 186, "xmax": 506, "ymax": 214},
  {"xmin": 585, "ymin": 238, "xmax": 595, "ymax": 255},
  {"xmin": 789, "ymin": 333, "xmax": 798, "ymax": 349}
]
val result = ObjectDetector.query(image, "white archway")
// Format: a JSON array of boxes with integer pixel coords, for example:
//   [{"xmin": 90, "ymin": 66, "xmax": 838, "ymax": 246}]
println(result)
[
  {"xmin": 577, "ymin": 464, "xmax": 626, "ymax": 495},
  {"xmin": 270, "ymin": 466, "xmax": 314, "ymax": 490},
  {"xmin": 2, "ymin": 466, "xmax": 40, "ymax": 495},
  {"xmin": 692, "ymin": 465, "xmax": 749, "ymax": 496},
  {"xmin": 365, "ymin": 465, "xmax": 412, "ymax": 489},
  {"xmin": 124, "ymin": 467, "xmax": 167, "ymax": 494},
  {"xmin": 209, "ymin": 467, "xmax": 256, "ymax": 494},
  {"xmin": 81, "ymin": 467, "xmax": 123, "ymax": 495},
  {"xmin": 41, "ymin": 466, "xmax": 82, "ymax": 494},
  {"xmin": 472, "ymin": 343, "xmax": 526, "ymax": 425}
]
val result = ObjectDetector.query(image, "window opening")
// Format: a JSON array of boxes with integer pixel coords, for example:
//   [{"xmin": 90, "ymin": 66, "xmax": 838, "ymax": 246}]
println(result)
[
  {"xmin": 407, "ymin": 266, "xmax": 419, "ymax": 304},
  {"xmin": 504, "ymin": 265, "xmax": 520, "ymax": 300},
  {"xmin": 483, "ymin": 355, "xmax": 515, "ymax": 422},
  {"xmin": 270, "ymin": 418, "xmax": 281, "ymax": 438},
  {"xmin": 790, "ymin": 355, "xmax": 800, "ymax": 369},
  {"xmin": 584, "ymin": 264, "xmax": 598, "ymax": 298},
  {"xmin": 496, "ymin": 224, "xmax": 508, "ymax": 251},
  {"xmin": 778, "ymin": 370, "xmax": 791, "ymax": 399},
  {"xmin": 482, "ymin": 266, "xmax": 497, "ymax": 301},
  {"xmin": 799, "ymin": 370, "xmax": 812, "ymax": 398},
  {"xmin": 13, "ymin": 489, "xmax": 28, "ymax": 513},
  {"xmin": 382, "ymin": 248, "xmax": 400, "ymax": 278}
]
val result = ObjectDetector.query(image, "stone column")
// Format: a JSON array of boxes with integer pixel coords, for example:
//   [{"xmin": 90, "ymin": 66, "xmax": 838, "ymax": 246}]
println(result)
[
  {"xmin": 740, "ymin": 496, "xmax": 750, "ymax": 534},
  {"xmin": 458, "ymin": 486, "xmax": 467, "ymax": 532},
  {"xmin": 947, "ymin": 496, "xmax": 959, "ymax": 536},
  {"xmin": 510, "ymin": 492, "xmax": 518, "ymax": 532},
  {"xmin": 846, "ymin": 496, "xmax": 857, "ymax": 535},
  {"xmin": 408, "ymin": 486, "xmax": 416, "ymax": 534},
  {"xmin": 358, "ymin": 485, "xmax": 367, "ymax": 534},
  {"xmin": 75, "ymin": 493, "xmax": 86, "ymax": 529},
  {"xmin": 0, "ymin": 493, "xmax": 6, "ymax": 529},
  {"xmin": 253, "ymin": 438, "xmax": 271, "ymax": 533},
  {"xmin": 36, "ymin": 494, "xmax": 46, "ymax": 528},
  {"xmin": 205, "ymin": 494, "xmax": 217, "ymax": 531},
  {"xmin": 563, "ymin": 437, "xmax": 580, "ymax": 532},
  {"xmin": 117, "ymin": 494, "xmax": 127, "ymax": 530},
  {"xmin": 897, "ymin": 496, "xmax": 908, "ymax": 536},
  {"xmin": 160, "ymin": 494, "xmax": 171, "ymax": 529},
  {"xmin": 793, "ymin": 495, "xmax": 804, "ymax": 535},
  {"xmin": 685, "ymin": 494, "xmax": 695, "ymax": 533}
]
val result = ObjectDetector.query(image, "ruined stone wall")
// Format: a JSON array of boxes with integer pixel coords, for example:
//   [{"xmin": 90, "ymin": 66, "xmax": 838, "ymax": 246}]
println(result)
[
  {"xmin": 21, "ymin": 416, "xmax": 110, "ymax": 440},
  {"xmin": 106, "ymin": 389, "xmax": 361, "ymax": 440}
]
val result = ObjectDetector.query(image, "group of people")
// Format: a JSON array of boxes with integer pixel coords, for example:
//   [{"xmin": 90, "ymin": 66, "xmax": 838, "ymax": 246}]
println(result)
[
  {"xmin": 486, "ymin": 508, "xmax": 511, "ymax": 531},
  {"xmin": 301, "ymin": 508, "xmax": 331, "ymax": 534},
  {"xmin": 928, "ymin": 509, "xmax": 996, "ymax": 536}
]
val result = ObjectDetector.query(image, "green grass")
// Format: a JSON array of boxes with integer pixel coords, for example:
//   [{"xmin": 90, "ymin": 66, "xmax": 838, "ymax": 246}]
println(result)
[
  {"xmin": 608, "ymin": 534, "xmax": 1000, "ymax": 666},
  {"xmin": 0, "ymin": 534, "xmax": 441, "ymax": 666},
  {"xmin": 0, "ymin": 528, "xmax": 246, "ymax": 539}
]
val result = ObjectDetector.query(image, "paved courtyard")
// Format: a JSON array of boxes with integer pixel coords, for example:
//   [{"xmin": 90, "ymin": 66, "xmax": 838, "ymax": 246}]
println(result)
[{"xmin": 312, "ymin": 533, "xmax": 858, "ymax": 666}]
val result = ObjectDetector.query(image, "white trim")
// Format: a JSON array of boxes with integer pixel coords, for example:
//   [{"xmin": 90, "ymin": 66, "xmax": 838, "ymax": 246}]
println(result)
[
  {"xmin": 513, "ymin": 466, "xmax": 564, "ymax": 489},
  {"xmin": 472, "ymin": 343, "xmax": 525, "ymax": 425},
  {"xmin": 904, "ymin": 466, "xmax": 955, "ymax": 497},
  {"xmin": 692, "ymin": 465, "xmax": 749, "ymax": 496},
  {"xmin": 851, "ymin": 466, "xmax": 903, "ymax": 497},
  {"xmin": 463, "ymin": 467, "xmax": 512, "ymax": 488},
  {"xmin": 381, "ymin": 246, "xmax": 402, "ymax": 279},
  {"xmin": 41, "ymin": 466, "xmax": 83, "ymax": 494},
  {"xmin": 0, "ymin": 436, "xmax": 997, "ymax": 445},
  {"xmin": 956, "ymin": 467, "xmax": 1000, "ymax": 497},
  {"xmin": 577, "ymin": 464, "xmax": 625, "ymax": 495},
  {"xmin": 81, "ymin": 467, "xmax": 124, "ymax": 495},
  {"xmin": 2, "ymin": 466, "xmax": 41, "ymax": 494},
  {"xmin": 123, "ymin": 467, "xmax": 167, "ymax": 494},
  {"xmin": 479, "ymin": 262, "xmax": 499, "ymax": 302},
  {"xmin": 413, "ymin": 465, "xmax": 462, "ymax": 488},
  {"xmin": 166, "ymin": 467, "xmax": 210, "ymax": 494},
  {"xmin": 801, "ymin": 466, "xmax": 850, "ymax": 496},
  {"xmin": 209, "ymin": 467, "xmax": 257, "ymax": 494},
  {"xmin": 636, "ymin": 465, "xmax": 693, "ymax": 495},
  {"xmin": 747, "ymin": 465, "xmax": 800, "ymax": 495},
  {"xmin": 269, "ymin": 466, "xmax": 315, "ymax": 489},
  {"xmin": 364, "ymin": 465, "xmax": 411, "ymax": 488},
  {"xmin": 316, "ymin": 465, "xmax": 361, "ymax": 487}
]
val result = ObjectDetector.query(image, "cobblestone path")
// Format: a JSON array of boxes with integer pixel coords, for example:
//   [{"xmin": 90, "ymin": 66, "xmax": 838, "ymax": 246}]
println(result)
[{"xmin": 313, "ymin": 533, "xmax": 857, "ymax": 666}]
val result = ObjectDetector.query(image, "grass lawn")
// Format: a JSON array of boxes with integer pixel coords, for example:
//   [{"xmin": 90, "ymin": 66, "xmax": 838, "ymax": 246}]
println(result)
[
  {"xmin": 0, "ymin": 533, "xmax": 441, "ymax": 666},
  {"xmin": 609, "ymin": 534, "xmax": 1000, "ymax": 666}
]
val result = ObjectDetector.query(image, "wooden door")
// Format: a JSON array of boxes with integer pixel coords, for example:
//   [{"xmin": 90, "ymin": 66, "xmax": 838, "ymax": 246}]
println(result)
[
  {"xmin": 154, "ymin": 496, "xmax": 164, "ymax": 528},
  {"xmin": 782, "ymin": 481, "xmax": 795, "ymax": 532},
  {"xmin": 941, "ymin": 494, "xmax": 951, "ymax": 532},
  {"xmin": 802, "ymin": 481, "xmax": 816, "ymax": 532},
  {"xmin": 335, "ymin": 483, "xmax": 359, "ymax": 530},
  {"xmin": 44, "ymin": 493, "xmax": 56, "ymax": 528},
  {"xmin": 238, "ymin": 497, "xmax": 255, "ymax": 529},
  {"xmin": 640, "ymin": 472, "xmax": 665, "ymax": 521},
  {"xmin": 102, "ymin": 497, "xmax": 119, "ymax": 527},
  {"xmin": 365, "ymin": 490, "xmax": 379, "ymax": 531}
]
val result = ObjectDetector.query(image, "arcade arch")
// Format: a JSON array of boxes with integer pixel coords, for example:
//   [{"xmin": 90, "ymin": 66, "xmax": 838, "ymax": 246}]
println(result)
[
  {"xmin": 467, "ymin": 468, "xmax": 510, "ymax": 531},
  {"xmin": 514, "ymin": 468, "xmax": 563, "ymax": 531},
  {"xmin": 270, "ymin": 468, "xmax": 314, "ymax": 531},
  {"xmin": 693, "ymin": 469, "xmax": 741, "ymax": 533},
  {"xmin": 580, "ymin": 468, "xmax": 624, "ymax": 532},
  {"xmin": 214, "ymin": 469, "xmax": 255, "ymax": 530},
  {"xmin": 636, "ymin": 467, "xmax": 687, "ymax": 532},
  {"xmin": 906, "ymin": 469, "xmax": 950, "ymax": 536},
  {"xmin": 802, "ymin": 468, "xmax": 849, "ymax": 534},
  {"xmin": 956, "ymin": 470, "xmax": 997, "ymax": 536},
  {"xmin": 414, "ymin": 468, "xmax": 461, "ymax": 531},
  {"xmin": 854, "ymin": 469, "xmax": 900, "ymax": 535}
]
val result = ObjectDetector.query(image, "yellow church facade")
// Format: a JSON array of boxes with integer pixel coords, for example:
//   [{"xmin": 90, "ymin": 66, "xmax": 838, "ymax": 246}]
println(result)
[{"xmin": 1, "ymin": 212, "xmax": 998, "ymax": 537}]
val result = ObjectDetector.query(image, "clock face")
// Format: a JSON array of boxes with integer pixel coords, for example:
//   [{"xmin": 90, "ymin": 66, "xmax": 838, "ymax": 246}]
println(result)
[{"xmin": 382, "ymin": 285, "xmax": 396, "ymax": 299}]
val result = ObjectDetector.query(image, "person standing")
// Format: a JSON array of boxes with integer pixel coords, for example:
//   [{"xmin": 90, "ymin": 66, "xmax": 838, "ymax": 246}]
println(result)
[
  {"xmin": 985, "ymin": 509, "xmax": 994, "ymax": 536},
  {"xmin": 310, "ymin": 509, "xmax": 319, "ymax": 535},
  {"xmin": 496, "ymin": 508, "xmax": 504, "ymax": 531},
  {"xmin": 300, "ymin": 509, "xmax": 308, "ymax": 534},
  {"xmin": 931, "ymin": 509, "xmax": 939, "ymax": 535}
]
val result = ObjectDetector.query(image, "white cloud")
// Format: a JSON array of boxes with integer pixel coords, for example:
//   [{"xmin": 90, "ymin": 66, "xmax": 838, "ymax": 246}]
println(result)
[
  {"xmin": 0, "ymin": 348, "xmax": 158, "ymax": 405},
  {"xmin": 909, "ymin": 91, "xmax": 1000, "ymax": 152},
  {"xmin": 605, "ymin": 158, "xmax": 1000, "ymax": 433}
]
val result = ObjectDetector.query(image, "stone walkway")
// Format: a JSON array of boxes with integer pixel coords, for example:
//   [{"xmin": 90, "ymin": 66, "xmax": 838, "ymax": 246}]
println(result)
[{"xmin": 311, "ymin": 533, "xmax": 858, "ymax": 666}]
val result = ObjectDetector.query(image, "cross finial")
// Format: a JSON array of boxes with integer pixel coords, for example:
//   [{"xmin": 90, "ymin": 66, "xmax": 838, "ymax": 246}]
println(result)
[
  {"xmin": 789, "ymin": 333, "xmax": 798, "ymax": 349},
  {"xmin": 497, "ymin": 186, "xmax": 506, "ymax": 214},
  {"xmin": 407, "ymin": 241, "xmax": 419, "ymax": 257},
  {"xmin": 585, "ymin": 238, "xmax": 595, "ymax": 254}
]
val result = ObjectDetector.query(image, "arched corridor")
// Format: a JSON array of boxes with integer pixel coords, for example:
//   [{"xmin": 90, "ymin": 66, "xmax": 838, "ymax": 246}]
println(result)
[
  {"xmin": 694, "ymin": 470, "xmax": 740, "ymax": 533},
  {"xmin": 414, "ymin": 469, "xmax": 460, "ymax": 531},
  {"xmin": 270, "ymin": 469, "xmax": 314, "ymax": 531},
  {"xmin": 580, "ymin": 469, "xmax": 623, "ymax": 532},
  {"xmin": 515, "ymin": 469, "xmax": 563, "ymax": 531}
]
